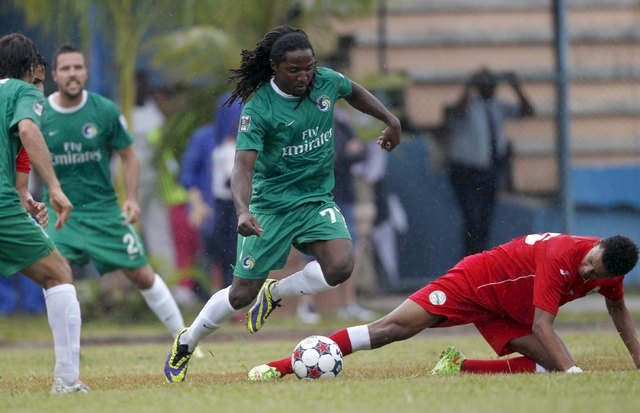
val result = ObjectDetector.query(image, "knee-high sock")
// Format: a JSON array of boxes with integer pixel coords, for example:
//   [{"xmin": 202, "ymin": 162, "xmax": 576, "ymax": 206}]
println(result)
[
  {"xmin": 140, "ymin": 274, "xmax": 184, "ymax": 336},
  {"xmin": 45, "ymin": 284, "xmax": 81, "ymax": 385},
  {"xmin": 267, "ymin": 325, "xmax": 370, "ymax": 376},
  {"xmin": 181, "ymin": 287, "xmax": 235, "ymax": 352},
  {"xmin": 461, "ymin": 356, "xmax": 538, "ymax": 374},
  {"xmin": 271, "ymin": 261, "xmax": 334, "ymax": 300}
]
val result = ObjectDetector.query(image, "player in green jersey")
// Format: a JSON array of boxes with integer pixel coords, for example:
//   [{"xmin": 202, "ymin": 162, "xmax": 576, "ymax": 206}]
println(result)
[
  {"xmin": 0, "ymin": 33, "xmax": 88, "ymax": 394},
  {"xmin": 164, "ymin": 25, "xmax": 401, "ymax": 383},
  {"xmin": 41, "ymin": 45, "xmax": 186, "ymax": 341}
]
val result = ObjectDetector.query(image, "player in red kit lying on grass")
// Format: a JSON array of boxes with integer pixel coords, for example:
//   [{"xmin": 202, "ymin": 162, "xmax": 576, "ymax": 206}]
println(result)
[{"xmin": 249, "ymin": 233, "xmax": 640, "ymax": 379}]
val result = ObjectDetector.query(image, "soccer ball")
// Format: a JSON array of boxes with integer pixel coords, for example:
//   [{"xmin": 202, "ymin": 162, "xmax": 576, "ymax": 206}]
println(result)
[{"xmin": 291, "ymin": 335, "xmax": 343, "ymax": 379}]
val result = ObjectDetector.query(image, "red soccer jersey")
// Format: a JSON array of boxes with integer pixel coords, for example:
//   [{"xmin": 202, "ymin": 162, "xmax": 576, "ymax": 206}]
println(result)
[
  {"xmin": 460, "ymin": 233, "xmax": 624, "ymax": 324},
  {"xmin": 16, "ymin": 148, "xmax": 30, "ymax": 174}
]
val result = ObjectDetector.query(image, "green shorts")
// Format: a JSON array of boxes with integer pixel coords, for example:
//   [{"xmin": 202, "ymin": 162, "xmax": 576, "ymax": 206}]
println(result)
[
  {"xmin": 0, "ymin": 205, "xmax": 55, "ymax": 277},
  {"xmin": 234, "ymin": 201, "xmax": 351, "ymax": 280},
  {"xmin": 46, "ymin": 204, "xmax": 148, "ymax": 275}
]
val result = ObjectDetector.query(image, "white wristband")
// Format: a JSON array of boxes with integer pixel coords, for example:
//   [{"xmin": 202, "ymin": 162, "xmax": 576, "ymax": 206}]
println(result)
[{"xmin": 565, "ymin": 366, "xmax": 583, "ymax": 373}]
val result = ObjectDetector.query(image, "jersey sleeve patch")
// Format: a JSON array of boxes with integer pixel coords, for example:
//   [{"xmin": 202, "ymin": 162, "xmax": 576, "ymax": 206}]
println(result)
[
  {"xmin": 33, "ymin": 101, "xmax": 43, "ymax": 117},
  {"xmin": 239, "ymin": 115, "xmax": 251, "ymax": 132}
]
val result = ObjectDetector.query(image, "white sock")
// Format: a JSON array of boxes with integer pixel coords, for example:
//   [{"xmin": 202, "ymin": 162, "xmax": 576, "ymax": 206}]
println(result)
[
  {"xmin": 536, "ymin": 364, "xmax": 548, "ymax": 373},
  {"xmin": 346, "ymin": 325, "xmax": 371, "ymax": 351},
  {"xmin": 45, "ymin": 284, "xmax": 81, "ymax": 385},
  {"xmin": 181, "ymin": 287, "xmax": 235, "ymax": 352},
  {"xmin": 271, "ymin": 260, "xmax": 334, "ymax": 300},
  {"xmin": 140, "ymin": 274, "xmax": 185, "ymax": 336}
]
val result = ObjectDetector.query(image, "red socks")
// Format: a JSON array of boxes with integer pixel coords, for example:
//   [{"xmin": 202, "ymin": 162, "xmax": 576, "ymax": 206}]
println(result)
[
  {"xmin": 461, "ymin": 356, "xmax": 536, "ymax": 374},
  {"xmin": 328, "ymin": 329, "xmax": 353, "ymax": 355},
  {"xmin": 266, "ymin": 330, "xmax": 537, "ymax": 377},
  {"xmin": 268, "ymin": 329, "xmax": 354, "ymax": 377},
  {"xmin": 268, "ymin": 356, "xmax": 294, "ymax": 376}
]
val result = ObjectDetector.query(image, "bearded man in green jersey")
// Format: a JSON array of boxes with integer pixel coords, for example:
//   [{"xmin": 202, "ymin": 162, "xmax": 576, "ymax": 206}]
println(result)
[
  {"xmin": 165, "ymin": 25, "xmax": 401, "ymax": 383},
  {"xmin": 0, "ymin": 33, "xmax": 88, "ymax": 394},
  {"xmin": 41, "ymin": 45, "xmax": 186, "ymax": 341}
]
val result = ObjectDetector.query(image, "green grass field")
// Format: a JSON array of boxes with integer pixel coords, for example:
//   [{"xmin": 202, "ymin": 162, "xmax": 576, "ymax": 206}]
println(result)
[{"xmin": 2, "ymin": 309, "xmax": 639, "ymax": 413}]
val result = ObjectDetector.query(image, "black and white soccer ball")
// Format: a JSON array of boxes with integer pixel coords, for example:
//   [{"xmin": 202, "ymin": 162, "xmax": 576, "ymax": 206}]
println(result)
[{"xmin": 291, "ymin": 335, "xmax": 343, "ymax": 379}]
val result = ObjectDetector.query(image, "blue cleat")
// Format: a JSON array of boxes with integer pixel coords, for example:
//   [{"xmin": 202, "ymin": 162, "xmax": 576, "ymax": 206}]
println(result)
[
  {"xmin": 246, "ymin": 279, "xmax": 281, "ymax": 334},
  {"xmin": 164, "ymin": 327, "xmax": 192, "ymax": 383}
]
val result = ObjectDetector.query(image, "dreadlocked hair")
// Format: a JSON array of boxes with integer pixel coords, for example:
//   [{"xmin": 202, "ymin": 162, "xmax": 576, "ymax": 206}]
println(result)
[
  {"xmin": 0, "ymin": 33, "xmax": 41, "ymax": 79},
  {"xmin": 225, "ymin": 25, "xmax": 314, "ymax": 107},
  {"xmin": 601, "ymin": 235, "xmax": 639, "ymax": 276}
]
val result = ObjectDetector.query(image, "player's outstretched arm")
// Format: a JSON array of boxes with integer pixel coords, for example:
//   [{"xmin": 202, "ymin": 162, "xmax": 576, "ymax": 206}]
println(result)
[
  {"xmin": 344, "ymin": 81, "xmax": 401, "ymax": 152},
  {"xmin": 606, "ymin": 297, "xmax": 640, "ymax": 368}
]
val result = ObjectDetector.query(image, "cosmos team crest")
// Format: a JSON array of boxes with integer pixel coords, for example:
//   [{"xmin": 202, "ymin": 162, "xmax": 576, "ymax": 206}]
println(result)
[
  {"xmin": 316, "ymin": 95, "xmax": 331, "ymax": 112},
  {"xmin": 241, "ymin": 255, "xmax": 255, "ymax": 270},
  {"xmin": 82, "ymin": 123, "xmax": 98, "ymax": 139}
]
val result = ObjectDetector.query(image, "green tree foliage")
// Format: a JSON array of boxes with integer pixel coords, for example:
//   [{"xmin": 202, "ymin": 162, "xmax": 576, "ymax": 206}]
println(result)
[
  {"xmin": 11, "ymin": 0, "xmax": 374, "ymax": 122},
  {"xmin": 9, "ymin": 0, "xmax": 376, "ymax": 178}
]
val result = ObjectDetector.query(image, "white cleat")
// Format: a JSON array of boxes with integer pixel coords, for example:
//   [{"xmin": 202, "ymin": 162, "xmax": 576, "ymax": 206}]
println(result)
[{"xmin": 50, "ymin": 377, "xmax": 91, "ymax": 394}]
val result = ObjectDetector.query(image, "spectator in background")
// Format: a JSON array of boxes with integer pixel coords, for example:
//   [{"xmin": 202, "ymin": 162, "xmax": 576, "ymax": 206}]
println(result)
[
  {"xmin": 352, "ymin": 139, "xmax": 407, "ymax": 291},
  {"xmin": 332, "ymin": 108, "xmax": 376, "ymax": 320},
  {"xmin": 180, "ymin": 93, "xmax": 242, "ymax": 292},
  {"xmin": 148, "ymin": 84, "xmax": 203, "ymax": 307},
  {"xmin": 441, "ymin": 68, "xmax": 534, "ymax": 256},
  {"xmin": 132, "ymin": 71, "xmax": 175, "ymax": 272}
]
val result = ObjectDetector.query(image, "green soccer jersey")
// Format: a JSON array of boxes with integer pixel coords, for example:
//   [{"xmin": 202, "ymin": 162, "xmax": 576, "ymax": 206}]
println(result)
[
  {"xmin": 41, "ymin": 90, "xmax": 134, "ymax": 214},
  {"xmin": 236, "ymin": 66, "xmax": 352, "ymax": 214},
  {"xmin": 0, "ymin": 79, "xmax": 45, "ymax": 213}
]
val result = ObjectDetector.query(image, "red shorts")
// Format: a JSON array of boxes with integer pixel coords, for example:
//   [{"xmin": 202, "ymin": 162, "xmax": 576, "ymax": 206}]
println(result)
[{"xmin": 408, "ymin": 270, "xmax": 532, "ymax": 356}]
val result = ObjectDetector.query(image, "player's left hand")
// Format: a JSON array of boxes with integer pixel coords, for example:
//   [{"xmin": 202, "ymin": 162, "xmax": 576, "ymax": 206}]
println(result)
[
  {"xmin": 122, "ymin": 200, "xmax": 141, "ymax": 225},
  {"xmin": 25, "ymin": 198, "xmax": 49, "ymax": 228},
  {"xmin": 376, "ymin": 123, "xmax": 401, "ymax": 152}
]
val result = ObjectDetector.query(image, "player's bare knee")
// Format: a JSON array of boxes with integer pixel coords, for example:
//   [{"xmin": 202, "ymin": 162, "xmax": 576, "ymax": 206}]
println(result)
[
  {"xmin": 324, "ymin": 261, "xmax": 354, "ymax": 286},
  {"xmin": 26, "ymin": 251, "xmax": 73, "ymax": 288},
  {"xmin": 51, "ymin": 257, "xmax": 73, "ymax": 284},
  {"xmin": 228, "ymin": 284, "xmax": 258, "ymax": 309},
  {"xmin": 125, "ymin": 266, "xmax": 154, "ymax": 289}
]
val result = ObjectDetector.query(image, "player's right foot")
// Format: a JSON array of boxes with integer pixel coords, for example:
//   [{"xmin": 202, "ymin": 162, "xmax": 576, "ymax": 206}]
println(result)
[
  {"xmin": 429, "ymin": 346, "xmax": 466, "ymax": 376},
  {"xmin": 50, "ymin": 378, "xmax": 91, "ymax": 394},
  {"xmin": 248, "ymin": 364, "xmax": 282, "ymax": 381},
  {"xmin": 164, "ymin": 327, "xmax": 192, "ymax": 383},
  {"xmin": 246, "ymin": 279, "xmax": 281, "ymax": 334}
]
